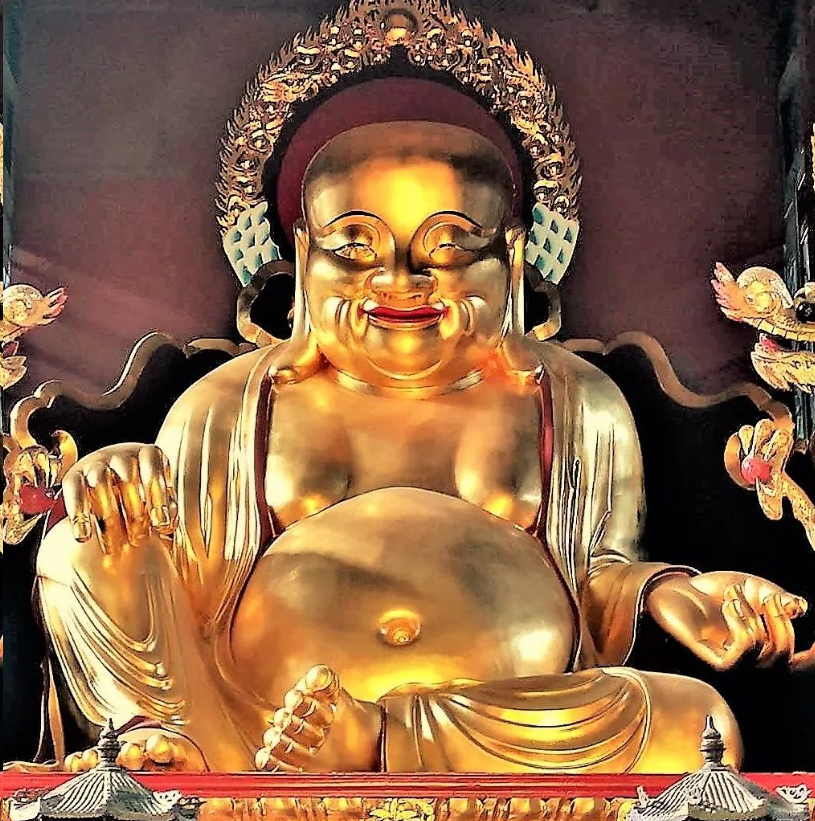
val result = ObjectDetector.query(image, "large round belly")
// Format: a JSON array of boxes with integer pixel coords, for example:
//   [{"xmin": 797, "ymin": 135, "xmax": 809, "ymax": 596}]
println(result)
[{"xmin": 231, "ymin": 487, "xmax": 576, "ymax": 704}]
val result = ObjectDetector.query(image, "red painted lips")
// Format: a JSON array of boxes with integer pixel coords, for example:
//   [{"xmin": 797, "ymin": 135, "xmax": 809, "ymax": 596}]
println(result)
[{"xmin": 366, "ymin": 305, "xmax": 447, "ymax": 323}]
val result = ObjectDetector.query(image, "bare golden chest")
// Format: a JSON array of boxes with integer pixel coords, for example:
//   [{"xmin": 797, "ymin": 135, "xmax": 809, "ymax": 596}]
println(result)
[{"xmin": 264, "ymin": 372, "xmax": 544, "ymax": 530}]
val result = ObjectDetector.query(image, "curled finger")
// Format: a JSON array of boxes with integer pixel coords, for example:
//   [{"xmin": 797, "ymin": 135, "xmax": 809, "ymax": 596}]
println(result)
[
  {"xmin": 756, "ymin": 594, "xmax": 791, "ymax": 667},
  {"xmin": 62, "ymin": 469, "xmax": 93, "ymax": 543},
  {"xmin": 718, "ymin": 598, "xmax": 759, "ymax": 669},
  {"xmin": 727, "ymin": 584, "xmax": 767, "ymax": 645},
  {"xmin": 109, "ymin": 452, "xmax": 149, "ymax": 543},
  {"xmin": 84, "ymin": 464, "xmax": 128, "ymax": 554},
  {"xmin": 138, "ymin": 446, "xmax": 177, "ymax": 535}
]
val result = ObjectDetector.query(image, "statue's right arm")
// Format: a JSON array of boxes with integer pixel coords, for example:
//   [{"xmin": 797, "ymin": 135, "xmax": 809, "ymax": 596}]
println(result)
[
  {"xmin": 53, "ymin": 347, "xmax": 270, "ymax": 615},
  {"xmin": 33, "ymin": 349, "xmax": 273, "ymax": 765},
  {"xmin": 152, "ymin": 347, "xmax": 270, "ymax": 625}
]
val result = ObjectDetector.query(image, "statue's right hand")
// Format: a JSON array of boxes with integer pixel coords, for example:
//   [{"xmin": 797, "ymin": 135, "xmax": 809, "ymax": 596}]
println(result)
[{"xmin": 62, "ymin": 443, "xmax": 178, "ymax": 553}]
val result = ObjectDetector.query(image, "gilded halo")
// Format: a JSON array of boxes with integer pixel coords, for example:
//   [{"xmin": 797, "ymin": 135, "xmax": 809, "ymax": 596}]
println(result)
[{"xmin": 216, "ymin": 0, "xmax": 582, "ymax": 285}]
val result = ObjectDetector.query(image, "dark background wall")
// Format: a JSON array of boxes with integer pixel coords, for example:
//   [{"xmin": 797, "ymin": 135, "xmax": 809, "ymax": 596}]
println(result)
[{"xmin": 6, "ymin": 0, "xmax": 783, "ymax": 400}]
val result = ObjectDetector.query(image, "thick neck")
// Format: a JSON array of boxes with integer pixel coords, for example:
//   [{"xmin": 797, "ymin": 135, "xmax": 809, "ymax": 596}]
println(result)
[{"xmin": 332, "ymin": 366, "xmax": 485, "ymax": 398}]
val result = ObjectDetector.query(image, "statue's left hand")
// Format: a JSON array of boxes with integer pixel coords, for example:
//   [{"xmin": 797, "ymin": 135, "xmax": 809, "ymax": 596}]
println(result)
[{"xmin": 646, "ymin": 571, "xmax": 815, "ymax": 671}]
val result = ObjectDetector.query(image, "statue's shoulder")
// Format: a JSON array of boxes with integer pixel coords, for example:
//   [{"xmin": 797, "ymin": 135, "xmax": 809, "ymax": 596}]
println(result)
[
  {"xmin": 159, "ymin": 345, "xmax": 274, "ymax": 434},
  {"xmin": 534, "ymin": 340, "xmax": 634, "ymax": 425}
]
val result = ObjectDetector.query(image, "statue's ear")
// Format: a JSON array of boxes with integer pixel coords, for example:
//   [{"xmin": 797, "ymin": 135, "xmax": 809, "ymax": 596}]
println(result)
[
  {"xmin": 503, "ymin": 220, "xmax": 563, "ymax": 340},
  {"xmin": 526, "ymin": 273, "xmax": 562, "ymax": 341},
  {"xmin": 293, "ymin": 219, "xmax": 310, "ymax": 271},
  {"xmin": 289, "ymin": 218, "xmax": 314, "ymax": 337},
  {"xmin": 266, "ymin": 216, "xmax": 323, "ymax": 382},
  {"xmin": 236, "ymin": 260, "xmax": 294, "ymax": 345},
  {"xmin": 503, "ymin": 221, "xmax": 527, "ymax": 336}
]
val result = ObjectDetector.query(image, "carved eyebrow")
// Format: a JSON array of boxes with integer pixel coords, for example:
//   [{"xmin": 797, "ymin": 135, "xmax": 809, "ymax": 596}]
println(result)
[
  {"xmin": 421, "ymin": 211, "xmax": 488, "ymax": 234},
  {"xmin": 414, "ymin": 212, "xmax": 498, "ymax": 254},
  {"xmin": 317, "ymin": 210, "xmax": 384, "ymax": 233}
]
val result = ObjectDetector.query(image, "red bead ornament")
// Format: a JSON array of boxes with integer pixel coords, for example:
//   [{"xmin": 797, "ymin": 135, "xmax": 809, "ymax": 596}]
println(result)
[
  {"xmin": 740, "ymin": 455, "xmax": 773, "ymax": 485},
  {"xmin": 19, "ymin": 484, "xmax": 58, "ymax": 515}
]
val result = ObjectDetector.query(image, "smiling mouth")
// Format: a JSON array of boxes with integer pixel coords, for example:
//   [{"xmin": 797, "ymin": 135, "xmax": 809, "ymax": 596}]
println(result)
[{"xmin": 363, "ymin": 301, "xmax": 448, "ymax": 328}]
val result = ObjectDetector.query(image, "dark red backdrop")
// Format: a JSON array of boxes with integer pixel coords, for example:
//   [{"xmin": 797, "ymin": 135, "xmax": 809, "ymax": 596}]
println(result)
[{"xmin": 8, "ymin": 0, "xmax": 781, "ymax": 399}]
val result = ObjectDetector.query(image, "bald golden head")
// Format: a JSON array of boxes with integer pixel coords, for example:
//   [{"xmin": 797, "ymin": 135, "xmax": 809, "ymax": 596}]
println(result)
[{"xmin": 303, "ymin": 122, "xmax": 515, "ymax": 239}]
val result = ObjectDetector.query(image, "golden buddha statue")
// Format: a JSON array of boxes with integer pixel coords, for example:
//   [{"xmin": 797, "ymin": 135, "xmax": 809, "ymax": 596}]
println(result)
[{"xmin": 30, "ymin": 119, "xmax": 814, "ymax": 777}]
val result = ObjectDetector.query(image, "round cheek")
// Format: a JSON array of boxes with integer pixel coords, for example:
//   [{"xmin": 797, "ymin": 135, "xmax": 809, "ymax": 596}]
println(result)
[
  {"xmin": 455, "ymin": 259, "xmax": 509, "ymax": 334},
  {"xmin": 305, "ymin": 256, "xmax": 366, "ymax": 329}
]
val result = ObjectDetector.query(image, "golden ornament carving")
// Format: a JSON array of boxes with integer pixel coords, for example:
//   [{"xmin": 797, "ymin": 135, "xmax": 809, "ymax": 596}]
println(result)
[
  {"xmin": 1, "ymin": 431, "xmax": 77, "ymax": 548},
  {"xmin": 712, "ymin": 263, "xmax": 815, "ymax": 393},
  {"xmin": 369, "ymin": 798, "xmax": 435, "ymax": 821},
  {"xmin": 1, "ymin": 283, "xmax": 67, "ymax": 390},
  {"xmin": 196, "ymin": 796, "xmax": 634, "ymax": 821},
  {"xmin": 216, "ymin": 0, "xmax": 580, "ymax": 238},
  {"xmin": 565, "ymin": 331, "xmax": 792, "ymax": 418},
  {"xmin": 710, "ymin": 262, "xmax": 815, "ymax": 546},
  {"xmin": 725, "ymin": 417, "xmax": 815, "ymax": 551}
]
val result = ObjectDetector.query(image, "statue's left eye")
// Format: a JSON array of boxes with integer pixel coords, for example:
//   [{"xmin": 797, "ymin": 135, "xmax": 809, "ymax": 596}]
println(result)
[
  {"xmin": 429, "ymin": 243, "xmax": 475, "ymax": 267},
  {"xmin": 334, "ymin": 243, "xmax": 376, "ymax": 262}
]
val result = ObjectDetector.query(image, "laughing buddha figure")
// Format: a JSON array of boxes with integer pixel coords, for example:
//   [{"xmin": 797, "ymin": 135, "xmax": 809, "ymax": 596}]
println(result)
[{"xmin": 33, "ymin": 121, "xmax": 813, "ymax": 775}]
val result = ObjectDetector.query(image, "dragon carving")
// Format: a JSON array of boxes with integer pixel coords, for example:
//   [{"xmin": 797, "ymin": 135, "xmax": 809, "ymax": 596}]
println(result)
[
  {"xmin": 712, "ymin": 263, "xmax": 814, "ymax": 393},
  {"xmin": 713, "ymin": 262, "xmax": 815, "ymax": 549}
]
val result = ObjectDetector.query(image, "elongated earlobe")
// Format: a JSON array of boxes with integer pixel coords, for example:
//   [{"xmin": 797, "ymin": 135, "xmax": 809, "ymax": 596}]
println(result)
[
  {"xmin": 503, "ymin": 222, "xmax": 526, "ymax": 337},
  {"xmin": 287, "ymin": 221, "xmax": 311, "ymax": 336},
  {"xmin": 494, "ymin": 222, "xmax": 545, "ymax": 386},
  {"xmin": 267, "ymin": 219, "xmax": 323, "ymax": 384}
]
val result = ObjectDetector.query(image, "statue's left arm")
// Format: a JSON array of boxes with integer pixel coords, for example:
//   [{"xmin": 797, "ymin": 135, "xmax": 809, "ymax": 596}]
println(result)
[
  {"xmin": 538, "ymin": 342, "xmax": 692, "ymax": 666},
  {"xmin": 539, "ymin": 343, "xmax": 813, "ymax": 671}
]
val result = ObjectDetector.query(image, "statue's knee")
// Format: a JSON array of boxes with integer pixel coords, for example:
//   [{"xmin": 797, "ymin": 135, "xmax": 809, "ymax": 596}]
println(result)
[
  {"xmin": 36, "ymin": 518, "xmax": 86, "ymax": 585},
  {"xmin": 638, "ymin": 672, "xmax": 742, "ymax": 770}
]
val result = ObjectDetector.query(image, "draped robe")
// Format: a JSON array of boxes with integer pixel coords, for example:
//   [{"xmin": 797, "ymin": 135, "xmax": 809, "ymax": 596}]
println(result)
[{"xmin": 36, "ymin": 339, "xmax": 693, "ymax": 771}]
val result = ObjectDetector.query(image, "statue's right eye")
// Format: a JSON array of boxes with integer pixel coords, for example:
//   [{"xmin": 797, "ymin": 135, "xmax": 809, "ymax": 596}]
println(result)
[{"xmin": 333, "ymin": 243, "xmax": 376, "ymax": 262}]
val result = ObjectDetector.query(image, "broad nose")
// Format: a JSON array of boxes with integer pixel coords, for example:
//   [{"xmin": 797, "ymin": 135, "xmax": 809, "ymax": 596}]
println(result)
[{"xmin": 369, "ymin": 260, "xmax": 435, "ymax": 305}]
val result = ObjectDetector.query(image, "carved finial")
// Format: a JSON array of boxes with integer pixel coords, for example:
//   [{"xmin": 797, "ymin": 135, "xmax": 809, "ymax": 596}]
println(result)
[
  {"xmin": 700, "ymin": 715, "xmax": 725, "ymax": 765},
  {"xmin": 96, "ymin": 719, "xmax": 121, "ymax": 769}
]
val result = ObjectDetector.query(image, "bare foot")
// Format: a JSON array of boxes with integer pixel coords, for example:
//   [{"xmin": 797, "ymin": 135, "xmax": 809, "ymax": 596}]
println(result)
[{"xmin": 255, "ymin": 665, "xmax": 382, "ymax": 772}]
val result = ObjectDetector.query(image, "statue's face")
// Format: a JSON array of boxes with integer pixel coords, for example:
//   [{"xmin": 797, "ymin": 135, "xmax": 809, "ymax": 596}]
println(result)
[{"xmin": 301, "ymin": 122, "xmax": 516, "ymax": 389}]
